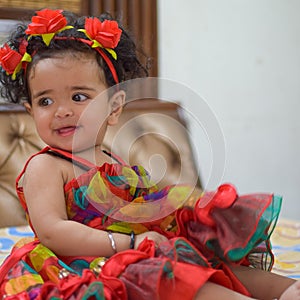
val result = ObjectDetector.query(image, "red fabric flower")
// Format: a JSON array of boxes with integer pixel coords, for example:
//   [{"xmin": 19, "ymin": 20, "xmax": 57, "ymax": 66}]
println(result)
[
  {"xmin": 84, "ymin": 18, "xmax": 122, "ymax": 49},
  {"xmin": 194, "ymin": 184, "xmax": 237, "ymax": 227},
  {"xmin": 18, "ymin": 39, "xmax": 28, "ymax": 56},
  {"xmin": 25, "ymin": 9, "xmax": 67, "ymax": 35},
  {"xmin": 0, "ymin": 44, "xmax": 22, "ymax": 75}
]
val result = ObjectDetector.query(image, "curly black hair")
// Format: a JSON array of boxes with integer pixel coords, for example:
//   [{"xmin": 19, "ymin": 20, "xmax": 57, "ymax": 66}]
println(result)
[{"xmin": 0, "ymin": 11, "xmax": 148, "ymax": 104}]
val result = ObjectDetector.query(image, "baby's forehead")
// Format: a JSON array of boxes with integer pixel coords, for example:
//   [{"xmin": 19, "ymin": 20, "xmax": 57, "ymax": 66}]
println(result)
[
  {"xmin": 33, "ymin": 49, "xmax": 96, "ymax": 63},
  {"xmin": 29, "ymin": 50, "xmax": 100, "ymax": 74},
  {"xmin": 27, "ymin": 51, "xmax": 107, "ymax": 89}
]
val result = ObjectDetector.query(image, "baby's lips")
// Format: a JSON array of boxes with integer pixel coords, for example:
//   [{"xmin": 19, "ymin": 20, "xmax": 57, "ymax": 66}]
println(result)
[{"xmin": 56, "ymin": 126, "xmax": 78, "ymax": 136}]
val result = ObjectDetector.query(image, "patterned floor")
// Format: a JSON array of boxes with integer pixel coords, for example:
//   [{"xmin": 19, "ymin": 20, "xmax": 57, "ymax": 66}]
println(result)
[
  {"xmin": 271, "ymin": 219, "xmax": 300, "ymax": 279},
  {"xmin": 0, "ymin": 225, "xmax": 34, "ymax": 266},
  {"xmin": 0, "ymin": 219, "xmax": 299, "ymax": 279}
]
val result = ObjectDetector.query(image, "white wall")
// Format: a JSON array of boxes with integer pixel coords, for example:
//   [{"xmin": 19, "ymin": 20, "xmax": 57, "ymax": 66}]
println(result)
[{"xmin": 157, "ymin": 0, "xmax": 300, "ymax": 220}]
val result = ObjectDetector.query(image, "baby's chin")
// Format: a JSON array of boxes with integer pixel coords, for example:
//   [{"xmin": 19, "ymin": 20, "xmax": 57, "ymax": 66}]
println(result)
[{"xmin": 44, "ymin": 141, "xmax": 71, "ymax": 152}]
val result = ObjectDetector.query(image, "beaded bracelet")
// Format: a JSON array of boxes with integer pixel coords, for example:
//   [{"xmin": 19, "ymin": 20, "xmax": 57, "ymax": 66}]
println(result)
[
  {"xmin": 107, "ymin": 231, "xmax": 117, "ymax": 253},
  {"xmin": 130, "ymin": 231, "xmax": 135, "ymax": 249}
]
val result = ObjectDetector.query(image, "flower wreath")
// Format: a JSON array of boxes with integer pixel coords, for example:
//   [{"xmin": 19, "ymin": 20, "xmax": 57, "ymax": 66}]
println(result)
[{"xmin": 0, "ymin": 8, "xmax": 122, "ymax": 83}]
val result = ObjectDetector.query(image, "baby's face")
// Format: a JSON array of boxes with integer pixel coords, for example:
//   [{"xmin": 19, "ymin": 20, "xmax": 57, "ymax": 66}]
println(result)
[{"xmin": 25, "ymin": 52, "xmax": 111, "ymax": 153}]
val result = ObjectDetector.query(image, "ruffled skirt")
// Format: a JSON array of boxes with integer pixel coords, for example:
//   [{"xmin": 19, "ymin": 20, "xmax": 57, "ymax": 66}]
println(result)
[{"xmin": 0, "ymin": 184, "xmax": 281, "ymax": 300}]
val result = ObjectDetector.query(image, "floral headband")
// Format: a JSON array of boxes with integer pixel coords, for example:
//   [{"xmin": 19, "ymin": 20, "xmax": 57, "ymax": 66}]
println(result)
[{"xmin": 0, "ymin": 9, "xmax": 122, "ymax": 83}]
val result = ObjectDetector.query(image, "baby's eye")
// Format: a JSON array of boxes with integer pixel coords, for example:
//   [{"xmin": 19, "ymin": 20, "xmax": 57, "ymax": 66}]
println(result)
[
  {"xmin": 73, "ymin": 94, "xmax": 88, "ymax": 102},
  {"xmin": 38, "ymin": 98, "xmax": 53, "ymax": 106}
]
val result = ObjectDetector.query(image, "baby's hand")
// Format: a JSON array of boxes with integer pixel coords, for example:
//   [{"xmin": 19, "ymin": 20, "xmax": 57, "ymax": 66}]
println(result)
[
  {"xmin": 135, "ymin": 231, "xmax": 168, "ymax": 249},
  {"xmin": 279, "ymin": 280, "xmax": 300, "ymax": 300}
]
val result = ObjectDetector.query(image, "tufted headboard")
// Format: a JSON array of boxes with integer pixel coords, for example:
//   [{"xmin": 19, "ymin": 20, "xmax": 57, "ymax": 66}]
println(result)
[
  {"xmin": 0, "ymin": 104, "xmax": 45, "ymax": 227},
  {"xmin": 0, "ymin": 100, "xmax": 201, "ymax": 228}
]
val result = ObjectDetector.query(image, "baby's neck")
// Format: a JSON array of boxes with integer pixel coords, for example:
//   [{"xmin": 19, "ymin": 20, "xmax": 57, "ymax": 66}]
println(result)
[{"xmin": 73, "ymin": 145, "xmax": 112, "ymax": 166}]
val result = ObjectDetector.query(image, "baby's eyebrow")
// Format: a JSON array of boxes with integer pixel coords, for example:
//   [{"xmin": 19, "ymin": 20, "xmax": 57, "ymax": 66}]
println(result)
[
  {"xmin": 32, "ymin": 89, "xmax": 52, "ymax": 99},
  {"xmin": 71, "ymin": 86, "xmax": 97, "ymax": 91}
]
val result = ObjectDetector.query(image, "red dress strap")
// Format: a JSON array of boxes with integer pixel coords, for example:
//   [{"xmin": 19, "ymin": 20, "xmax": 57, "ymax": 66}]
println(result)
[
  {"xmin": 46, "ymin": 147, "xmax": 97, "ymax": 170},
  {"xmin": 15, "ymin": 146, "xmax": 97, "ymax": 190},
  {"xmin": 47, "ymin": 147, "xmax": 127, "ymax": 167},
  {"xmin": 16, "ymin": 146, "xmax": 126, "ymax": 190}
]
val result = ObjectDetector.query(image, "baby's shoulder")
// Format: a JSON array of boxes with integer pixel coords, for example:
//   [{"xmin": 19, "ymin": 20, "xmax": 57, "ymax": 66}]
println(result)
[{"xmin": 25, "ymin": 152, "xmax": 66, "ymax": 176}]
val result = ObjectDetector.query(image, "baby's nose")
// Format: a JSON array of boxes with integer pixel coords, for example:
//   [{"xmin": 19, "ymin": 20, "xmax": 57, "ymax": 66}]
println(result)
[{"xmin": 55, "ymin": 105, "xmax": 74, "ymax": 118}]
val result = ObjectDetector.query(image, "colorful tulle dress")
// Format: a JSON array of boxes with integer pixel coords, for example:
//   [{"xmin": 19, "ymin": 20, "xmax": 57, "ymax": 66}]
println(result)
[{"xmin": 0, "ymin": 146, "xmax": 282, "ymax": 299}]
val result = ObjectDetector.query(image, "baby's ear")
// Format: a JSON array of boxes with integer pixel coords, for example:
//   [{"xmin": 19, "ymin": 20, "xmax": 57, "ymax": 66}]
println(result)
[
  {"xmin": 107, "ymin": 90, "xmax": 126, "ymax": 126},
  {"xmin": 23, "ymin": 102, "xmax": 33, "ymax": 116}
]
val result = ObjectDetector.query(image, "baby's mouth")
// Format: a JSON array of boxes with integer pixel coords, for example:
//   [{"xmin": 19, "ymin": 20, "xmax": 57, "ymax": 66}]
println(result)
[{"xmin": 56, "ymin": 126, "xmax": 79, "ymax": 136}]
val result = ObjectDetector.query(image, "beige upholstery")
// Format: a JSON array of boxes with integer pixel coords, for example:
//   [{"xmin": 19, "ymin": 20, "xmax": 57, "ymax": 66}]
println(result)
[{"xmin": 0, "ymin": 100, "xmax": 201, "ymax": 228}]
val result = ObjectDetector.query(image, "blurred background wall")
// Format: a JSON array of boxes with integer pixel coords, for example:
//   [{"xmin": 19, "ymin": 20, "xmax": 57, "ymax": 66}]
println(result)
[{"xmin": 158, "ymin": 0, "xmax": 300, "ymax": 220}]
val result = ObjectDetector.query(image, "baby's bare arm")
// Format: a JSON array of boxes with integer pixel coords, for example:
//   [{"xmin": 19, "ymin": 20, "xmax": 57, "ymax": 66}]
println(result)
[
  {"xmin": 194, "ymin": 281, "xmax": 256, "ymax": 300},
  {"xmin": 230, "ymin": 265, "xmax": 297, "ymax": 299},
  {"xmin": 24, "ymin": 154, "xmax": 131, "ymax": 257},
  {"xmin": 134, "ymin": 231, "xmax": 168, "ymax": 248},
  {"xmin": 279, "ymin": 280, "xmax": 300, "ymax": 300}
]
